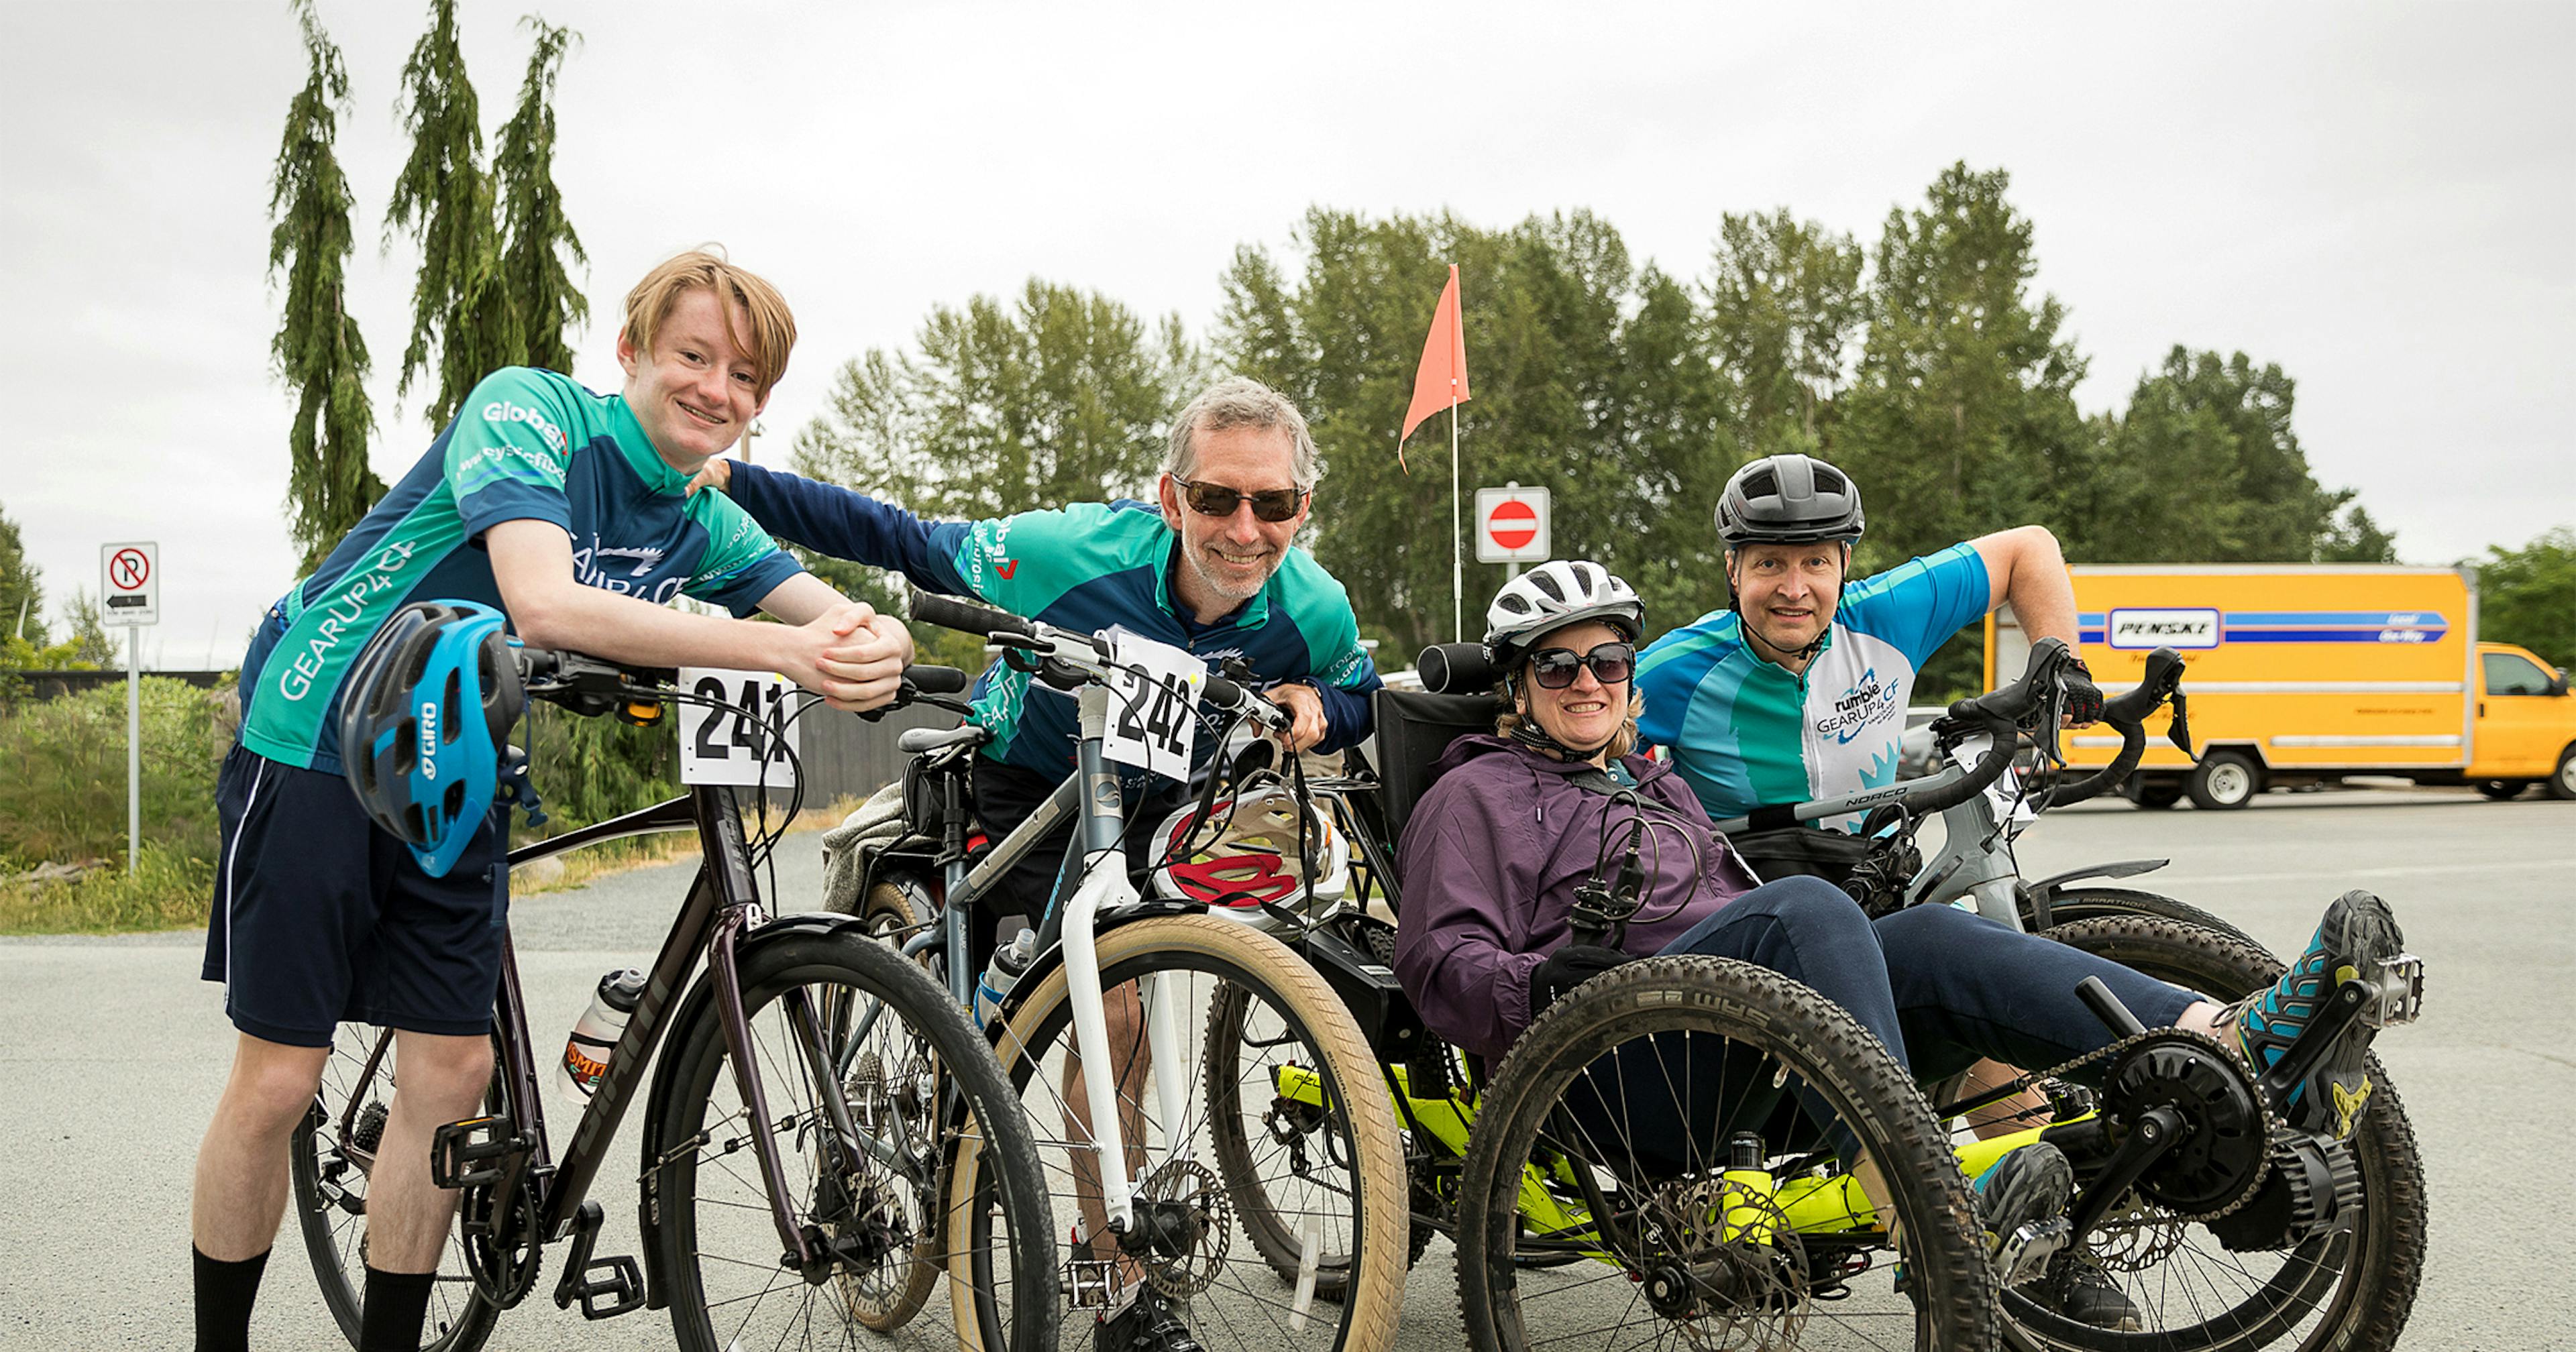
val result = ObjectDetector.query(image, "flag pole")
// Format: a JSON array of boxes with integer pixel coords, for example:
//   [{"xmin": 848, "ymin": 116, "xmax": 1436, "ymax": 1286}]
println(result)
[{"xmin": 1450, "ymin": 399, "xmax": 1462, "ymax": 642}]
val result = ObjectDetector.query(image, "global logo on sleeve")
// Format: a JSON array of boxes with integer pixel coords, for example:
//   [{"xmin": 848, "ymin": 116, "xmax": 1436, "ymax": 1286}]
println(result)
[{"xmin": 1818, "ymin": 668, "xmax": 1903, "ymax": 744}]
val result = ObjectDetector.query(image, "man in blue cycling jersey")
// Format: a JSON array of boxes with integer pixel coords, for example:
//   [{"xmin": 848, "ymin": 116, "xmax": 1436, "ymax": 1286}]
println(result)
[
  {"xmin": 1636, "ymin": 452, "xmax": 2099, "ymax": 824},
  {"xmin": 690, "ymin": 374, "xmax": 1378, "ymax": 1349},
  {"xmin": 192, "ymin": 251, "xmax": 914, "ymax": 1352}
]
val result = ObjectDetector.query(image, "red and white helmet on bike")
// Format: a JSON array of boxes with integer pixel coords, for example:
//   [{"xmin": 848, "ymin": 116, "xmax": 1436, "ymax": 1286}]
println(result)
[{"xmin": 1146, "ymin": 775, "xmax": 1350, "ymax": 929}]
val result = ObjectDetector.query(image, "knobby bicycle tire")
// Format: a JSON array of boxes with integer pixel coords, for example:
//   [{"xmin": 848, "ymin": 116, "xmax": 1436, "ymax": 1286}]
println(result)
[
  {"xmin": 951, "ymin": 912, "xmax": 1408, "ymax": 1352},
  {"xmin": 2012, "ymin": 916, "xmax": 2426, "ymax": 1352},
  {"xmin": 288, "ymin": 1024, "xmax": 504, "ymax": 1352},
  {"xmin": 646, "ymin": 930, "xmax": 1059, "ymax": 1352},
  {"xmin": 1455, "ymin": 955, "xmax": 1999, "ymax": 1352},
  {"xmin": 2027, "ymin": 886, "xmax": 2255, "ymax": 947}
]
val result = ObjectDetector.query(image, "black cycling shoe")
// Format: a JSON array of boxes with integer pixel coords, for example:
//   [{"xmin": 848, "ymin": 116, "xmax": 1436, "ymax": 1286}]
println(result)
[
  {"xmin": 1095, "ymin": 1286, "xmax": 1201, "ymax": 1352},
  {"xmin": 2227, "ymin": 889, "xmax": 2413, "ymax": 1139},
  {"xmin": 1974, "ymin": 1141, "xmax": 2075, "ymax": 1288},
  {"xmin": 2031, "ymin": 1250, "xmax": 2144, "ymax": 1331}
]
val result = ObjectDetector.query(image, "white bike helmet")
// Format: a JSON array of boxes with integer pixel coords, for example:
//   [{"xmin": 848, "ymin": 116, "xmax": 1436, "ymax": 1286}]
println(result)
[
  {"xmin": 1484, "ymin": 560, "xmax": 1644, "ymax": 666},
  {"xmin": 1146, "ymin": 775, "xmax": 1351, "ymax": 931}
]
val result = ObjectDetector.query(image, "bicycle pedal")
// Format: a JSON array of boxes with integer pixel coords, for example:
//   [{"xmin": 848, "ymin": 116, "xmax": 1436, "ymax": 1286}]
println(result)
[
  {"xmin": 429, "ymin": 1116, "xmax": 517, "ymax": 1190},
  {"xmin": 1994, "ymin": 1217, "xmax": 2072, "ymax": 1288},
  {"xmin": 1064, "ymin": 1256, "xmax": 1124, "ymax": 1310},
  {"xmin": 2361, "ymin": 954, "xmax": 2424, "ymax": 1028},
  {"xmin": 568, "ymin": 1255, "xmax": 645, "ymax": 1320}
]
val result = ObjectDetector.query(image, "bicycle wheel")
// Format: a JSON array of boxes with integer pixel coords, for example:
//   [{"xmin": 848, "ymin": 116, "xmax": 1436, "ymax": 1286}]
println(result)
[
  {"xmin": 1205, "ymin": 912, "xmax": 1438, "ymax": 1286},
  {"xmin": 2026, "ymin": 886, "xmax": 2256, "ymax": 947},
  {"xmin": 2007, "ymin": 916, "xmax": 2426, "ymax": 1352},
  {"xmin": 288, "ymin": 1023, "xmax": 502, "ymax": 1352},
  {"xmin": 951, "ymin": 913, "xmax": 1409, "ymax": 1352},
  {"xmin": 648, "ymin": 929, "xmax": 1059, "ymax": 1352},
  {"xmin": 836, "ymin": 870, "xmax": 951, "ymax": 1330},
  {"xmin": 1456, "ymin": 956, "xmax": 1998, "ymax": 1352}
]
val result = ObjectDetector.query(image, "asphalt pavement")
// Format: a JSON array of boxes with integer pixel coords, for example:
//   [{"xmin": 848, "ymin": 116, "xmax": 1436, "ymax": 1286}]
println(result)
[{"xmin": 1, "ymin": 785, "xmax": 2566, "ymax": 1350}]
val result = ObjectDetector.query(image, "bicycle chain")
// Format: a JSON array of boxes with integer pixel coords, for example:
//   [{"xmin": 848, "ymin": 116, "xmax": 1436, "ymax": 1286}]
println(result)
[{"xmin": 2006, "ymin": 1025, "xmax": 2282, "ymax": 1226}]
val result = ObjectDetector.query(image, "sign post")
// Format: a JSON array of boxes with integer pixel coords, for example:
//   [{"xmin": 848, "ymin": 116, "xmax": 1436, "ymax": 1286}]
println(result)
[
  {"xmin": 1474, "ymin": 484, "xmax": 1552, "ymax": 581},
  {"xmin": 101, "ymin": 543, "xmax": 160, "ymax": 874}
]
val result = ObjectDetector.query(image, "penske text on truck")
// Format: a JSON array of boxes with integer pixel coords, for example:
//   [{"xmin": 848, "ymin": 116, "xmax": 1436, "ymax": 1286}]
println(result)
[{"xmin": 1985, "ymin": 565, "xmax": 2576, "ymax": 808}]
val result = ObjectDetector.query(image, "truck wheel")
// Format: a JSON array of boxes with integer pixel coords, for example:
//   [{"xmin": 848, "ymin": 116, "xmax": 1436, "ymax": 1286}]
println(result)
[
  {"xmin": 2549, "ymin": 746, "xmax": 2576, "ymax": 801},
  {"xmin": 2476, "ymin": 779, "xmax": 2529, "ymax": 801},
  {"xmin": 2125, "ymin": 776, "xmax": 2184, "ymax": 809},
  {"xmin": 2187, "ymin": 750, "xmax": 2263, "ymax": 810}
]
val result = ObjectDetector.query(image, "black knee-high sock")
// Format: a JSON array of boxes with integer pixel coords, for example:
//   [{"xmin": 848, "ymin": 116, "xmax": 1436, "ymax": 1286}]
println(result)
[
  {"xmin": 358, "ymin": 1266, "xmax": 437, "ymax": 1352},
  {"xmin": 193, "ymin": 1245, "xmax": 269, "ymax": 1352}
]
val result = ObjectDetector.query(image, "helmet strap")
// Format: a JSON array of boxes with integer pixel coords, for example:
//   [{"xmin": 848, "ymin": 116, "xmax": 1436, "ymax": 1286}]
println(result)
[{"xmin": 1505, "ymin": 671, "xmax": 1619, "ymax": 761}]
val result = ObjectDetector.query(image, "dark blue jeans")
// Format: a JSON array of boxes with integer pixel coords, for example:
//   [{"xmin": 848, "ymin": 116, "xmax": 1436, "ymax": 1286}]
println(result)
[{"xmin": 1560, "ymin": 877, "xmax": 2205, "ymax": 1174}]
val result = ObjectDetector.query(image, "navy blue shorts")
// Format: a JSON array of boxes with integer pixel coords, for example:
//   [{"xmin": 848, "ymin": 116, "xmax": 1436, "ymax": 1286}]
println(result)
[{"xmin": 201, "ymin": 744, "xmax": 508, "ymax": 1047}]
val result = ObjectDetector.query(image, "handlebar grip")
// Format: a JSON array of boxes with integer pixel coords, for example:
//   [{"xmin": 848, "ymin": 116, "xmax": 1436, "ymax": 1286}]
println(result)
[
  {"xmin": 909, "ymin": 592, "xmax": 1034, "ymax": 639},
  {"xmin": 1419, "ymin": 642, "xmax": 1502, "ymax": 695},
  {"xmin": 1945, "ymin": 636, "xmax": 2071, "ymax": 726},
  {"xmin": 904, "ymin": 665, "xmax": 971, "ymax": 695}
]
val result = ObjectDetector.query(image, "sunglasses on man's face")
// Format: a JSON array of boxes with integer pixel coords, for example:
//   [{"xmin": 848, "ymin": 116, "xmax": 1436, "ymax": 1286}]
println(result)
[
  {"xmin": 1172, "ymin": 475, "xmax": 1308, "ymax": 524},
  {"xmin": 1528, "ymin": 642, "xmax": 1636, "ymax": 689}
]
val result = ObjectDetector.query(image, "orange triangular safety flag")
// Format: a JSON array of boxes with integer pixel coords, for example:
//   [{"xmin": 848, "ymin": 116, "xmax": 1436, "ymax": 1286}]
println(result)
[{"xmin": 1398, "ymin": 264, "xmax": 1470, "ymax": 470}]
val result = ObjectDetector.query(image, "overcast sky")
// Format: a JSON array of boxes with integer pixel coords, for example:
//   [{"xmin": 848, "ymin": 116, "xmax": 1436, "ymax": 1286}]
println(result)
[{"xmin": 5, "ymin": 1, "xmax": 2571, "ymax": 667}]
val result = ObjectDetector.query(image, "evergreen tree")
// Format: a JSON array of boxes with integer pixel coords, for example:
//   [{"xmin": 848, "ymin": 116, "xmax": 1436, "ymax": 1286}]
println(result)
[
  {"xmin": 0, "ymin": 503, "xmax": 45, "ymax": 648},
  {"xmin": 492, "ymin": 17, "xmax": 588, "ymax": 374},
  {"xmin": 387, "ymin": 0, "xmax": 512, "ymax": 429},
  {"xmin": 268, "ymin": 0, "xmax": 382, "ymax": 572},
  {"xmin": 1835, "ymin": 164, "xmax": 2088, "ymax": 577}
]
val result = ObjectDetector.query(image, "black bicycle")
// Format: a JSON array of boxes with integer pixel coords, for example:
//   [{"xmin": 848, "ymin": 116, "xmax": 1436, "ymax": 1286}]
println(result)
[{"xmin": 286, "ymin": 648, "xmax": 1059, "ymax": 1352}]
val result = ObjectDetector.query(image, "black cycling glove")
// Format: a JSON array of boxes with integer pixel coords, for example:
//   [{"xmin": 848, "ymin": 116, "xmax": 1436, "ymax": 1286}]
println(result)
[
  {"xmin": 1531, "ymin": 944, "xmax": 1636, "ymax": 1019},
  {"xmin": 2061, "ymin": 659, "xmax": 2104, "ymax": 727}
]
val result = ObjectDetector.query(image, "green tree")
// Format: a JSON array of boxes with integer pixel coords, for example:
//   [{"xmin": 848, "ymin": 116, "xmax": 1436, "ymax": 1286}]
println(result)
[
  {"xmin": 2314, "ymin": 501, "xmax": 2400, "ymax": 563},
  {"xmin": 1222, "ymin": 208, "xmax": 1733, "ymax": 656},
  {"xmin": 492, "ymin": 17, "xmax": 588, "ymax": 374},
  {"xmin": 2477, "ymin": 526, "xmax": 2576, "ymax": 671},
  {"xmin": 788, "ymin": 280, "xmax": 1201, "ymax": 667},
  {"xmin": 1703, "ymin": 209, "xmax": 1864, "ymax": 461},
  {"xmin": 268, "ymin": 0, "xmax": 382, "ymax": 573},
  {"xmin": 1836, "ymin": 163, "xmax": 2088, "ymax": 575},
  {"xmin": 0, "ymin": 503, "xmax": 44, "ymax": 648},
  {"xmin": 386, "ymin": 0, "xmax": 512, "ymax": 429}
]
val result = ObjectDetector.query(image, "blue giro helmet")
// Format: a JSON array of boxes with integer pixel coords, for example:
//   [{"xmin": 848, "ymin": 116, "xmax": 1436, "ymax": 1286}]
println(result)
[{"xmin": 338, "ymin": 600, "xmax": 526, "ymax": 877}]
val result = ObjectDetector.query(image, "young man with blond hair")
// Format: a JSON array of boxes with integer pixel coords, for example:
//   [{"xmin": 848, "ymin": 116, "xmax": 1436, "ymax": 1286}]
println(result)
[{"xmin": 191, "ymin": 251, "xmax": 912, "ymax": 1352}]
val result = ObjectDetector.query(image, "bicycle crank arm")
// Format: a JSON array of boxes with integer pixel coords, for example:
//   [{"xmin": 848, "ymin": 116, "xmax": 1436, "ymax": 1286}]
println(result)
[{"xmin": 2065, "ymin": 1104, "xmax": 2186, "ymax": 1240}]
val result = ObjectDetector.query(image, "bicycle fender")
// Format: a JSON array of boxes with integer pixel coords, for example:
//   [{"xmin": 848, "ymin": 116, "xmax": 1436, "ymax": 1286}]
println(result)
[
  {"xmin": 632, "ymin": 911, "xmax": 892, "ymax": 1306},
  {"xmin": 2024, "ymin": 858, "xmax": 2168, "ymax": 902}
]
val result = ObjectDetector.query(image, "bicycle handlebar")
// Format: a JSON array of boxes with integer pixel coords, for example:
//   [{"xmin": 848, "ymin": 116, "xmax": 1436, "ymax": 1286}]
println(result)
[
  {"xmin": 906, "ymin": 592, "xmax": 1290, "ymax": 734},
  {"xmin": 2039, "ymin": 647, "xmax": 2190, "ymax": 807}
]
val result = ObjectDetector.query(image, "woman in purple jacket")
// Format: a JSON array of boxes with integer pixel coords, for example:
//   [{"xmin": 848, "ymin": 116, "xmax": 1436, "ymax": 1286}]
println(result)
[{"xmin": 1390, "ymin": 560, "xmax": 2407, "ymax": 1323}]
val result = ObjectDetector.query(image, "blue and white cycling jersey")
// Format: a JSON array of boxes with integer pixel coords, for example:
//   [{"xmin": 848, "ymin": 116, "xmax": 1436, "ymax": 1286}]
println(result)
[{"xmin": 1636, "ymin": 543, "xmax": 1990, "ymax": 822}]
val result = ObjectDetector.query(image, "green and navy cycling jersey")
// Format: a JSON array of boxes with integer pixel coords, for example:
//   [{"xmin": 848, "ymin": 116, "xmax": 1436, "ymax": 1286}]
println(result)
[
  {"xmin": 1636, "ymin": 543, "xmax": 1990, "ymax": 822},
  {"xmin": 727, "ymin": 461, "xmax": 1381, "ymax": 779},
  {"xmin": 236, "ymin": 367, "xmax": 802, "ymax": 775}
]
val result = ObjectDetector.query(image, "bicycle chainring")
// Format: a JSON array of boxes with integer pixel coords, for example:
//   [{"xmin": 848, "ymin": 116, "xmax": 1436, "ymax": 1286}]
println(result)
[
  {"xmin": 2098, "ymin": 1030, "xmax": 2272, "ymax": 1219},
  {"xmin": 460, "ymin": 1180, "xmax": 545, "ymax": 1308}
]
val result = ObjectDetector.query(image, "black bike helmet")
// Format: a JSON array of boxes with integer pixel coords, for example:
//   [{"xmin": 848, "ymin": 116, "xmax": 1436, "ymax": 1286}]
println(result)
[
  {"xmin": 1715, "ymin": 453, "xmax": 1866, "ymax": 547},
  {"xmin": 338, "ymin": 600, "xmax": 525, "ymax": 877}
]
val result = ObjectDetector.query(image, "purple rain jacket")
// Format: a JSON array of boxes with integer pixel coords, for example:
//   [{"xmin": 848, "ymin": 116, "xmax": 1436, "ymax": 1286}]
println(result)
[{"xmin": 1391, "ymin": 734, "xmax": 1764, "ymax": 1062}]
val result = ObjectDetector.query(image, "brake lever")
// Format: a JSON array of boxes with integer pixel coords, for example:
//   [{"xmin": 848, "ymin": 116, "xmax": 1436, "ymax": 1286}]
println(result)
[{"xmin": 2167, "ymin": 690, "xmax": 2195, "ymax": 761}]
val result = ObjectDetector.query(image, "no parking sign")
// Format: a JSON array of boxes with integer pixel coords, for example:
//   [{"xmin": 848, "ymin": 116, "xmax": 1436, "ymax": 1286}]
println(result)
[{"xmin": 101, "ymin": 541, "xmax": 158, "ymax": 627}]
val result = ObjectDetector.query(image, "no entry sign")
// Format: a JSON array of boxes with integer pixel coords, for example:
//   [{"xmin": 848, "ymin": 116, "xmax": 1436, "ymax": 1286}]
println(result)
[
  {"xmin": 1474, "ymin": 486, "xmax": 1551, "ymax": 564},
  {"xmin": 101, "ymin": 541, "xmax": 159, "ymax": 627}
]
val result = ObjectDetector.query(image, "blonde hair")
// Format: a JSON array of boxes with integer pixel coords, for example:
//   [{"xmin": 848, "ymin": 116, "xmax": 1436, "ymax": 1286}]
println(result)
[
  {"xmin": 1496, "ymin": 684, "xmax": 1647, "ymax": 760},
  {"xmin": 621, "ymin": 249, "xmax": 798, "ymax": 400}
]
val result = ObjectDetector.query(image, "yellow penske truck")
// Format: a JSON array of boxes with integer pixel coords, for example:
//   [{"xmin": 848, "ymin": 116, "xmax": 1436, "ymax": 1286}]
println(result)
[{"xmin": 1986, "ymin": 565, "xmax": 2576, "ymax": 808}]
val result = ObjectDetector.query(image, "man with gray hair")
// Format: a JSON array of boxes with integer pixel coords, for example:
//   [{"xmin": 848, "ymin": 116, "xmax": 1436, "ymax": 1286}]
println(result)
[{"xmin": 690, "ymin": 370, "xmax": 1378, "ymax": 960}]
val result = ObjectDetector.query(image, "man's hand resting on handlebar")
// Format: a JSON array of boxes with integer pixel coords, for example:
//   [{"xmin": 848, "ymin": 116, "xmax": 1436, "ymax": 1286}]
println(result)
[{"xmin": 777, "ymin": 602, "xmax": 914, "ymax": 713}]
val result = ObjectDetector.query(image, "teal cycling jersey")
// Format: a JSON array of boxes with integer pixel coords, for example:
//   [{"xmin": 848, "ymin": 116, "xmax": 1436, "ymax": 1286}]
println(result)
[
  {"xmin": 236, "ymin": 367, "xmax": 801, "ymax": 774},
  {"xmin": 1635, "ymin": 543, "xmax": 1990, "ymax": 822},
  {"xmin": 726, "ymin": 462, "xmax": 1381, "ymax": 779}
]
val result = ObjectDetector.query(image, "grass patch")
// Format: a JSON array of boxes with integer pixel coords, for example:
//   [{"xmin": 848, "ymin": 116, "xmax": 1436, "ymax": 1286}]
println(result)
[{"xmin": 0, "ymin": 843, "xmax": 215, "ymax": 936}]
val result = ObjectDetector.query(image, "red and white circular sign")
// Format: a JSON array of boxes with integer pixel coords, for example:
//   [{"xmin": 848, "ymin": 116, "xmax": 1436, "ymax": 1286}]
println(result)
[{"xmin": 1473, "ymin": 488, "xmax": 1551, "ymax": 563}]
